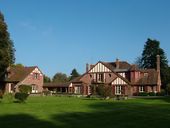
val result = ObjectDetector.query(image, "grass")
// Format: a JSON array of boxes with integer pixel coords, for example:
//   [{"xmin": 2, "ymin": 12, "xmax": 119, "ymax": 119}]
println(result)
[{"xmin": 0, "ymin": 96, "xmax": 170, "ymax": 128}]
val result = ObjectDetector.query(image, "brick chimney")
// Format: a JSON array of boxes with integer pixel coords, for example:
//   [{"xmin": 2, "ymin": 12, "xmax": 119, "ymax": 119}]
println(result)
[
  {"xmin": 116, "ymin": 58, "xmax": 120, "ymax": 69},
  {"xmin": 86, "ymin": 63, "xmax": 89, "ymax": 72},
  {"xmin": 156, "ymin": 55, "xmax": 161, "ymax": 92}
]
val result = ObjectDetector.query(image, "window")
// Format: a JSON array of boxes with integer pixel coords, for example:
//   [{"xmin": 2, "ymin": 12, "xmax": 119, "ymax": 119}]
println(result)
[
  {"xmin": 90, "ymin": 74, "xmax": 92, "ymax": 78},
  {"xmin": 33, "ymin": 73, "xmax": 39, "ymax": 79},
  {"xmin": 115, "ymin": 86, "xmax": 122, "ymax": 95},
  {"xmin": 139, "ymin": 86, "xmax": 144, "ymax": 92},
  {"xmin": 74, "ymin": 86, "xmax": 81, "ymax": 94},
  {"xmin": 32, "ymin": 85, "xmax": 37, "ymax": 93},
  {"xmin": 109, "ymin": 74, "xmax": 111, "ymax": 77},
  {"xmin": 98, "ymin": 73, "xmax": 104, "ymax": 82}
]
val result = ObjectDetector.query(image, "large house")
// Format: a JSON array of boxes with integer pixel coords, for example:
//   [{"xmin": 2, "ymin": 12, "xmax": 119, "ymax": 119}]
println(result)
[
  {"xmin": 44, "ymin": 55, "xmax": 161, "ymax": 96},
  {"xmin": 1, "ymin": 66, "xmax": 43, "ymax": 93}
]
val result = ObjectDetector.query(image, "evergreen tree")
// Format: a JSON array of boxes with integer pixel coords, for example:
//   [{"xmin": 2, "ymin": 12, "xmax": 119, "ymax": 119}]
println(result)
[
  {"xmin": 0, "ymin": 11, "xmax": 15, "ymax": 80},
  {"xmin": 141, "ymin": 38, "xmax": 168, "ymax": 69},
  {"xmin": 139, "ymin": 38, "xmax": 169, "ymax": 88},
  {"xmin": 69, "ymin": 68, "xmax": 80, "ymax": 81}
]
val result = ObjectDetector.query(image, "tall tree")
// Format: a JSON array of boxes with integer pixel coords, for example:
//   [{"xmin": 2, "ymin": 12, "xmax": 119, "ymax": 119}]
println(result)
[
  {"xmin": 52, "ymin": 72, "xmax": 68, "ymax": 83},
  {"xmin": 0, "ymin": 12, "xmax": 15, "ymax": 80},
  {"xmin": 138, "ymin": 38, "xmax": 169, "ymax": 88},
  {"xmin": 69, "ymin": 68, "xmax": 80, "ymax": 81},
  {"xmin": 141, "ymin": 38, "xmax": 168, "ymax": 69}
]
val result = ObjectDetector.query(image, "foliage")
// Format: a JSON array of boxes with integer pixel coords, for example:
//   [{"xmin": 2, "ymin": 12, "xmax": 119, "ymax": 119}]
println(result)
[
  {"xmin": 0, "ymin": 11, "xmax": 15, "ymax": 80},
  {"xmin": 136, "ymin": 38, "xmax": 169, "ymax": 89},
  {"xmin": 96, "ymin": 84, "xmax": 112, "ymax": 98},
  {"xmin": 42, "ymin": 90, "xmax": 51, "ymax": 96},
  {"xmin": 138, "ymin": 92, "xmax": 148, "ymax": 96},
  {"xmin": 52, "ymin": 72, "xmax": 68, "ymax": 83},
  {"xmin": 12, "ymin": 63, "xmax": 24, "ymax": 67},
  {"xmin": 14, "ymin": 92, "xmax": 29, "ymax": 103},
  {"xmin": 0, "ymin": 90, "xmax": 3, "ymax": 99},
  {"xmin": 2, "ymin": 93, "xmax": 13, "ymax": 103},
  {"xmin": 166, "ymin": 83, "xmax": 170, "ymax": 95},
  {"xmin": 69, "ymin": 68, "xmax": 80, "ymax": 81},
  {"xmin": 19, "ymin": 85, "xmax": 32, "ymax": 94},
  {"xmin": 156, "ymin": 89, "xmax": 166, "ymax": 96},
  {"xmin": 44, "ymin": 75, "xmax": 51, "ymax": 83},
  {"xmin": 148, "ymin": 92, "xmax": 156, "ymax": 96}
]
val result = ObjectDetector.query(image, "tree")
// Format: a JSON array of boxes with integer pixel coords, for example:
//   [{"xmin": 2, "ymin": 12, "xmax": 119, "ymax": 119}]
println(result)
[
  {"xmin": 138, "ymin": 38, "xmax": 169, "ymax": 88},
  {"xmin": 0, "ymin": 12, "xmax": 15, "ymax": 80},
  {"xmin": 52, "ymin": 72, "xmax": 68, "ymax": 83},
  {"xmin": 69, "ymin": 68, "xmax": 80, "ymax": 81},
  {"xmin": 44, "ymin": 75, "xmax": 51, "ymax": 83},
  {"xmin": 166, "ymin": 83, "xmax": 170, "ymax": 95},
  {"xmin": 96, "ymin": 84, "xmax": 112, "ymax": 99}
]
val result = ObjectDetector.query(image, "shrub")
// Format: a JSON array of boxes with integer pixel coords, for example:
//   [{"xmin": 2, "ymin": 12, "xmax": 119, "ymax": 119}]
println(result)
[
  {"xmin": 166, "ymin": 84, "xmax": 170, "ymax": 95},
  {"xmin": 19, "ymin": 85, "xmax": 32, "ymax": 94},
  {"xmin": 0, "ymin": 90, "xmax": 3, "ymax": 99},
  {"xmin": 148, "ymin": 92, "xmax": 156, "ymax": 96},
  {"xmin": 156, "ymin": 89, "xmax": 166, "ymax": 96},
  {"xmin": 96, "ymin": 84, "xmax": 112, "ymax": 99},
  {"xmin": 14, "ymin": 92, "xmax": 29, "ymax": 103},
  {"xmin": 3, "ymin": 93, "xmax": 14, "ymax": 103},
  {"xmin": 138, "ymin": 92, "xmax": 148, "ymax": 96},
  {"xmin": 42, "ymin": 90, "xmax": 51, "ymax": 96}
]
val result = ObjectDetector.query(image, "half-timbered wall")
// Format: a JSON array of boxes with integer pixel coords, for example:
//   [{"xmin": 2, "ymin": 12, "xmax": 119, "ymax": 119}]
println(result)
[
  {"xmin": 89, "ymin": 63, "xmax": 111, "ymax": 73},
  {"xmin": 112, "ymin": 77, "xmax": 127, "ymax": 85}
]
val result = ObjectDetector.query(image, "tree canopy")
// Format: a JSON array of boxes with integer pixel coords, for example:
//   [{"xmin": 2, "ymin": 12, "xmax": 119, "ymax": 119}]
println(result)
[
  {"xmin": 44, "ymin": 75, "xmax": 51, "ymax": 83},
  {"xmin": 52, "ymin": 72, "xmax": 68, "ymax": 83},
  {"xmin": 69, "ymin": 68, "xmax": 80, "ymax": 81},
  {"xmin": 0, "ymin": 11, "xmax": 15, "ymax": 80}
]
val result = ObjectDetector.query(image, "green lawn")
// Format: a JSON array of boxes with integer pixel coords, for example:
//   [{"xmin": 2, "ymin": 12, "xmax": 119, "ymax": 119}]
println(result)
[{"xmin": 0, "ymin": 96, "xmax": 170, "ymax": 128}]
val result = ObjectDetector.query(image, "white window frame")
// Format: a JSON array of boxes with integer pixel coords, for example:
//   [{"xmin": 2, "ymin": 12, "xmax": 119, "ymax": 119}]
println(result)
[
  {"xmin": 74, "ymin": 86, "xmax": 81, "ymax": 94},
  {"xmin": 32, "ymin": 85, "xmax": 38, "ymax": 93},
  {"xmin": 115, "ymin": 85, "xmax": 122, "ymax": 95},
  {"xmin": 139, "ymin": 86, "xmax": 144, "ymax": 92}
]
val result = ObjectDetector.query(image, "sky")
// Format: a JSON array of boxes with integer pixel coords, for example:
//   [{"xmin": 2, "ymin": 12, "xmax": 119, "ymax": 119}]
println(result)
[{"xmin": 0, "ymin": 0, "xmax": 170, "ymax": 78}]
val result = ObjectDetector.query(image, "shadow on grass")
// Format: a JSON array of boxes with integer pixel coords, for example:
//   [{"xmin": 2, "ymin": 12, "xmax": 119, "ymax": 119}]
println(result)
[
  {"xmin": 136, "ymin": 96, "xmax": 170, "ymax": 103},
  {"xmin": 0, "ymin": 114, "xmax": 56, "ymax": 128},
  {"xmin": 50, "ymin": 101, "xmax": 170, "ymax": 128}
]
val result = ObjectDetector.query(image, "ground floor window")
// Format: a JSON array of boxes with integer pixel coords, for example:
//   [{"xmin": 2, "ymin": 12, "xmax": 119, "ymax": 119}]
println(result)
[
  {"xmin": 32, "ymin": 85, "xmax": 38, "ymax": 93},
  {"xmin": 139, "ymin": 86, "xmax": 144, "ymax": 92},
  {"xmin": 115, "ymin": 85, "xmax": 122, "ymax": 95},
  {"xmin": 74, "ymin": 86, "xmax": 81, "ymax": 94}
]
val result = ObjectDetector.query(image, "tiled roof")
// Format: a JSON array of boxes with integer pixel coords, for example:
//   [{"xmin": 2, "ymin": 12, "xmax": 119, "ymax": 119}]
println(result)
[
  {"xmin": 135, "ymin": 69, "xmax": 158, "ymax": 85},
  {"xmin": 6, "ymin": 66, "xmax": 36, "ymax": 82},
  {"xmin": 101, "ymin": 61, "xmax": 131, "ymax": 72},
  {"xmin": 43, "ymin": 82, "xmax": 71, "ymax": 87}
]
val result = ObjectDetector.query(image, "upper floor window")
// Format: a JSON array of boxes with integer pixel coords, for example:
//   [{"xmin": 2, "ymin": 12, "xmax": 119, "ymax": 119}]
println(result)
[
  {"xmin": 98, "ymin": 73, "xmax": 104, "ymax": 82},
  {"xmin": 33, "ymin": 73, "xmax": 39, "ymax": 79}
]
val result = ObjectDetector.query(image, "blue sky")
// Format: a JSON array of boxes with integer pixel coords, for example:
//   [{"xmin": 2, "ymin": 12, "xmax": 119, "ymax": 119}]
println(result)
[{"xmin": 0, "ymin": 0, "xmax": 170, "ymax": 77}]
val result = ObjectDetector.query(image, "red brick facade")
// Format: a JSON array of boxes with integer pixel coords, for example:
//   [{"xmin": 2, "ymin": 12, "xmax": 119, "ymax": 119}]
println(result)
[{"xmin": 5, "ymin": 66, "xmax": 43, "ymax": 93}]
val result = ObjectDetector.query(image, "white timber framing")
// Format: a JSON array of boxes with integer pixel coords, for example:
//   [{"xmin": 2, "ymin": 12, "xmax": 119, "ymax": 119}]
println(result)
[
  {"xmin": 89, "ymin": 62, "xmax": 111, "ymax": 73},
  {"xmin": 112, "ymin": 77, "xmax": 127, "ymax": 85}
]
